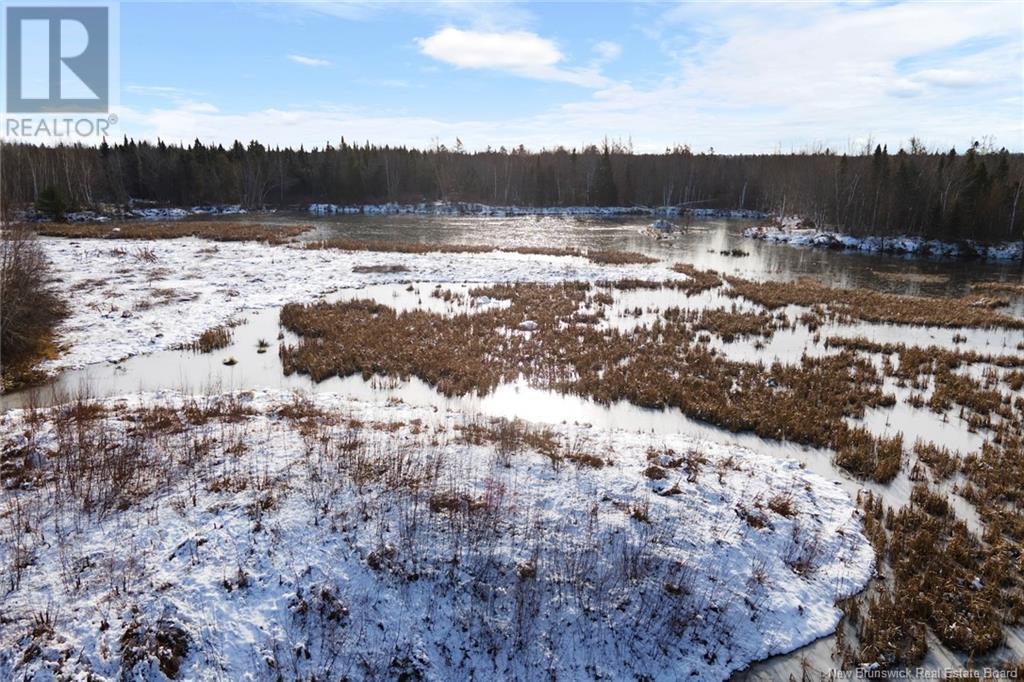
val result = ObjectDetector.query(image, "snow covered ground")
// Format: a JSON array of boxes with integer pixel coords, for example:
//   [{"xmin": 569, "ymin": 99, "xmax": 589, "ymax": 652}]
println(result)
[
  {"xmin": 0, "ymin": 389, "xmax": 874, "ymax": 680},
  {"xmin": 33, "ymin": 205, "xmax": 249, "ymax": 224},
  {"xmin": 37, "ymin": 237, "xmax": 687, "ymax": 372},
  {"xmin": 745, "ymin": 218, "xmax": 1023, "ymax": 260}
]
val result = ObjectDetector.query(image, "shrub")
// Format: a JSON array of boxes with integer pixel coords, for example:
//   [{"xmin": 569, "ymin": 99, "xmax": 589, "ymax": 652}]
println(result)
[{"xmin": 0, "ymin": 226, "xmax": 68, "ymax": 387}]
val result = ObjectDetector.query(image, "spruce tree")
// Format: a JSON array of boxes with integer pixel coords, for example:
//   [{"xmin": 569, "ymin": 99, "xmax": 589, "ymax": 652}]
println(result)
[
  {"xmin": 594, "ymin": 146, "xmax": 618, "ymax": 206},
  {"xmin": 35, "ymin": 186, "xmax": 67, "ymax": 221}
]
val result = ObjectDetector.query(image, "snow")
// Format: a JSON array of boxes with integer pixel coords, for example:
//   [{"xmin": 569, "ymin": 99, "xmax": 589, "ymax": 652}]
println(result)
[
  {"xmin": 0, "ymin": 389, "xmax": 874, "ymax": 680},
  {"xmin": 37, "ymin": 237, "xmax": 686, "ymax": 373},
  {"xmin": 745, "ymin": 218, "xmax": 1023, "ymax": 261},
  {"xmin": 310, "ymin": 202, "xmax": 768, "ymax": 219},
  {"xmin": 33, "ymin": 205, "xmax": 248, "ymax": 223},
  {"xmin": 24, "ymin": 201, "xmax": 766, "ymax": 224}
]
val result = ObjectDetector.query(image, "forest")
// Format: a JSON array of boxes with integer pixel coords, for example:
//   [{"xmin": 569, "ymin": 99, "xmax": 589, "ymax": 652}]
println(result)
[{"xmin": 2, "ymin": 137, "xmax": 1022, "ymax": 242}]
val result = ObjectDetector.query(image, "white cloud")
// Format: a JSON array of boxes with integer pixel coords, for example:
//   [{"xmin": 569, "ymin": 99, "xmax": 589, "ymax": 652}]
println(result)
[
  {"xmin": 86, "ymin": 2, "xmax": 1024, "ymax": 153},
  {"xmin": 298, "ymin": 1, "xmax": 534, "ymax": 31},
  {"xmin": 593, "ymin": 41, "xmax": 621, "ymax": 64},
  {"xmin": 418, "ymin": 27, "xmax": 559, "ymax": 69},
  {"xmin": 416, "ymin": 27, "xmax": 608, "ymax": 87},
  {"xmin": 124, "ymin": 84, "xmax": 193, "ymax": 99},
  {"xmin": 288, "ymin": 54, "xmax": 332, "ymax": 67},
  {"xmin": 913, "ymin": 68, "xmax": 983, "ymax": 89},
  {"xmin": 554, "ymin": 1, "xmax": 1024, "ymax": 152}
]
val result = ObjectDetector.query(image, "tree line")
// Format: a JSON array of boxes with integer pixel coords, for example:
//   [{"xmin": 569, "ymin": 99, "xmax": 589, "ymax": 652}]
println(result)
[{"xmin": 2, "ymin": 137, "xmax": 1022, "ymax": 242}]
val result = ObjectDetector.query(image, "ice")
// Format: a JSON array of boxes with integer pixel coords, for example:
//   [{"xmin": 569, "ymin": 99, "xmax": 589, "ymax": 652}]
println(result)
[
  {"xmin": 745, "ymin": 219, "xmax": 1023, "ymax": 261},
  {"xmin": 309, "ymin": 202, "xmax": 768, "ymax": 219}
]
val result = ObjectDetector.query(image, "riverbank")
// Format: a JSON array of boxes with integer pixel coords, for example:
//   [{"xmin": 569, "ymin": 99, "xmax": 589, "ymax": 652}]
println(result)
[
  {"xmin": 745, "ymin": 218, "xmax": 1023, "ymax": 261},
  {"xmin": 309, "ymin": 201, "xmax": 768, "ymax": 219}
]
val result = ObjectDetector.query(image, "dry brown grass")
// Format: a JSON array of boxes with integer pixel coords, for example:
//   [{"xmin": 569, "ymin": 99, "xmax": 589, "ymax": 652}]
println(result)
[
  {"xmin": 912, "ymin": 440, "xmax": 958, "ymax": 480},
  {"xmin": 670, "ymin": 306, "xmax": 778, "ymax": 342},
  {"xmin": 35, "ymin": 221, "xmax": 310, "ymax": 244},
  {"xmin": 351, "ymin": 264, "xmax": 410, "ymax": 274},
  {"xmin": 825, "ymin": 336, "xmax": 1024, "ymax": 370},
  {"xmin": 586, "ymin": 250, "xmax": 657, "ymax": 265},
  {"xmin": 670, "ymin": 263, "xmax": 724, "ymax": 294},
  {"xmin": 840, "ymin": 488, "xmax": 1022, "ymax": 668},
  {"xmin": 832, "ymin": 428, "xmax": 903, "ymax": 483},
  {"xmin": 305, "ymin": 238, "xmax": 655, "ymax": 266},
  {"xmin": 871, "ymin": 270, "xmax": 950, "ymax": 285},
  {"xmin": 175, "ymin": 326, "xmax": 233, "ymax": 353},
  {"xmin": 973, "ymin": 281, "xmax": 1024, "ymax": 295},
  {"xmin": 279, "ymin": 282, "xmax": 901, "ymax": 482},
  {"xmin": 726, "ymin": 276, "xmax": 1024, "ymax": 329}
]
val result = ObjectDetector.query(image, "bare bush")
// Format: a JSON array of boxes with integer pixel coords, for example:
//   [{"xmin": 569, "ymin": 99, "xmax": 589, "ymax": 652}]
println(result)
[{"xmin": 0, "ymin": 226, "xmax": 68, "ymax": 387}]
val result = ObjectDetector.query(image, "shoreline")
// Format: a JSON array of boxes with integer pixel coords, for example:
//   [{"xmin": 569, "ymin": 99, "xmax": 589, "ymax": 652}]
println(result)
[
  {"xmin": 309, "ymin": 202, "xmax": 768, "ymax": 219},
  {"xmin": 13, "ymin": 202, "xmax": 768, "ymax": 223},
  {"xmin": 745, "ymin": 219, "xmax": 1023, "ymax": 262}
]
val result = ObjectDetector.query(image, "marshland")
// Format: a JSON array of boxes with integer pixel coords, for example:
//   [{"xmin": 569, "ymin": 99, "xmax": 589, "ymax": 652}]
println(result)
[
  {"xmin": 1, "ymin": 207, "xmax": 1022, "ymax": 680},
  {"xmin": 2, "ymin": 1, "xmax": 1023, "ymax": 678}
]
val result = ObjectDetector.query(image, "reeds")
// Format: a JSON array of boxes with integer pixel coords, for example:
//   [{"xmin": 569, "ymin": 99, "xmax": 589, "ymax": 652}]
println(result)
[
  {"xmin": 973, "ymin": 281, "xmax": 1024, "ymax": 295},
  {"xmin": 305, "ymin": 238, "xmax": 655, "ymax": 266},
  {"xmin": 351, "ymin": 263, "xmax": 410, "ymax": 273},
  {"xmin": 278, "ymin": 282, "xmax": 903, "ymax": 482},
  {"xmin": 726, "ymin": 275, "xmax": 1024, "ymax": 329},
  {"xmin": 35, "ymin": 221, "xmax": 310, "ymax": 244},
  {"xmin": 176, "ymin": 325, "xmax": 232, "ymax": 353},
  {"xmin": 840, "ymin": 488, "xmax": 1021, "ymax": 668},
  {"xmin": 670, "ymin": 263, "xmax": 724, "ymax": 294}
]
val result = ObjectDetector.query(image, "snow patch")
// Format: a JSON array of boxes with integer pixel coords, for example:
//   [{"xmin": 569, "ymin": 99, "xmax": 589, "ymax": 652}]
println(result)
[
  {"xmin": 745, "ymin": 218, "xmax": 1023, "ymax": 261},
  {"xmin": 310, "ymin": 202, "xmax": 768, "ymax": 219},
  {"xmin": 0, "ymin": 389, "xmax": 873, "ymax": 681},
  {"xmin": 37, "ymin": 237, "xmax": 683, "ymax": 372}
]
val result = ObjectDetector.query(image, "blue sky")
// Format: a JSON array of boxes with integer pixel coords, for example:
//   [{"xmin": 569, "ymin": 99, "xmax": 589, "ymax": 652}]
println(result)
[{"xmin": 112, "ymin": 1, "xmax": 1023, "ymax": 153}]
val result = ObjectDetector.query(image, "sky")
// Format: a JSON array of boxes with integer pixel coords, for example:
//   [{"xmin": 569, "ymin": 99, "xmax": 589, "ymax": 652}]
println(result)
[{"xmin": 103, "ymin": 1, "xmax": 1024, "ymax": 152}]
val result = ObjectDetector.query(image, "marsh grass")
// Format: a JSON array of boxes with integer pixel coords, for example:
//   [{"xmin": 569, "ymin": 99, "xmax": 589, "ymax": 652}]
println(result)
[
  {"xmin": 973, "ymin": 281, "xmax": 1024, "ymax": 296},
  {"xmin": 279, "ymin": 282, "xmax": 903, "ymax": 482},
  {"xmin": 670, "ymin": 263, "xmax": 724, "ymax": 294},
  {"xmin": 176, "ymin": 326, "xmax": 232, "ymax": 353},
  {"xmin": 841, "ymin": 488, "xmax": 1022, "ymax": 669},
  {"xmin": 351, "ymin": 263, "xmax": 411, "ymax": 274},
  {"xmin": 35, "ymin": 221, "xmax": 310, "ymax": 244},
  {"xmin": 305, "ymin": 238, "xmax": 656, "ymax": 266},
  {"xmin": 726, "ymin": 276, "xmax": 1024, "ymax": 329}
]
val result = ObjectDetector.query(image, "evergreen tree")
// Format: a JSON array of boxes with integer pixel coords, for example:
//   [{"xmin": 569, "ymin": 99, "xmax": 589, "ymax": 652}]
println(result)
[
  {"xmin": 35, "ymin": 185, "xmax": 67, "ymax": 221},
  {"xmin": 594, "ymin": 146, "xmax": 618, "ymax": 206}
]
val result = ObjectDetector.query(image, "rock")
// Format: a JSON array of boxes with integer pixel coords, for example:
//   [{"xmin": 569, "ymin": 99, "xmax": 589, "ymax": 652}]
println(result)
[{"xmin": 517, "ymin": 320, "xmax": 538, "ymax": 331}]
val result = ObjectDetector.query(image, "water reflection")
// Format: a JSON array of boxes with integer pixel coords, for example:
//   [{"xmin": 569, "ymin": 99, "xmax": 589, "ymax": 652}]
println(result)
[{"xmin": 218, "ymin": 211, "xmax": 1023, "ymax": 295}]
